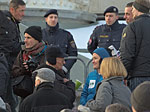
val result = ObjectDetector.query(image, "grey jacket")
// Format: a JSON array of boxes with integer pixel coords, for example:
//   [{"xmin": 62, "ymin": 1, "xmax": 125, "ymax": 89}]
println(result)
[{"xmin": 86, "ymin": 76, "xmax": 131, "ymax": 112}]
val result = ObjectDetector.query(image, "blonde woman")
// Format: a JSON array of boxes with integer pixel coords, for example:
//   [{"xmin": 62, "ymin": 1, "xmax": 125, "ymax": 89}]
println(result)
[{"xmin": 85, "ymin": 57, "xmax": 131, "ymax": 112}]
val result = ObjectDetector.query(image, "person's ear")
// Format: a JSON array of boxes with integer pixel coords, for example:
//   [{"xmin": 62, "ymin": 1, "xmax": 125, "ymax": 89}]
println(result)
[
  {"xmin": 9, "ymin": 7, "xmax": 15, "ymax": 14},
  {"xmin": 35, "ymin": 79, "xmax": 41, "ymax": 87}
]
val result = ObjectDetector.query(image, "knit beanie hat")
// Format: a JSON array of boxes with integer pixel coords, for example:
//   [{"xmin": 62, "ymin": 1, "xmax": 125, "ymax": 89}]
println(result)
[
  {"xmin": 93, "ymin": 48, "xmax": 110, "ymax": 59},
  {"xmin": 131, "ymin": 81, "xmax": 150, "ymax": 112},
  {"xmin": 24, "ymin": 26, "xmax": 42, "ymax": 42},
  {"xmin": 133, "ymin": 0, "xmax": 150, "ymax": 13},
  {"xmin": 44, "ymin": 9, "xmax": 58, "ymax": 17},
  {"xmin": 104, "ymin": 6, "xmax": 118, "ymax": 16}
]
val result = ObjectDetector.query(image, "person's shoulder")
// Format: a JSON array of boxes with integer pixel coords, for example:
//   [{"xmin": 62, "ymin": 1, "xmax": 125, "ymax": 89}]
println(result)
[
  {"xmin": 59, "ymin": 28, "xmax": 68, "ymax": 33},
  {"xmin": 88, "ymin": 70, "xmax": 98, "ymax": 76},
  {"xmin": 118, "ymin": 23, "xmax": 126, "ymax": 29},
  {"xmin": 93, "ymin": 24, "xmax": 106, "ymax": 31},
  {"xmin": 101, "ymin": 79, "xmax": 112, "ymax": 88}
]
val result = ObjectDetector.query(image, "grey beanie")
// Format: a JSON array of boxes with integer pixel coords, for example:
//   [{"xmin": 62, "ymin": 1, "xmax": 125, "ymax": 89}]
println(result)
[
  {"xmin": 131, "ymin": 81, "xmax": 150, "ymax": 112},
  {"xmin": 34, "ymin": 68, "xmax": 55, "ymax": 83}
]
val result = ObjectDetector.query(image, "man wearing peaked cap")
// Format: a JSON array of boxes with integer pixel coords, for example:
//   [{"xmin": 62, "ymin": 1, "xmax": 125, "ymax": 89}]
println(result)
[
  {"xmin": 19, "ymin": 68, "xmax": 72, "ymax": 112},
  {"xmin": 42, "ymin": 9, "xmax": 77, "ymax": 78},
  {"xmin": 34, "ymin": 68, "xmax": 56, "ymax": 84},
  {"xmin": 87, "ymin": 6, "xmax": 126, "ymax": 54},
  {"xmin": 120, "ymin": 0, "xmax": 150, "ymax": 92}
]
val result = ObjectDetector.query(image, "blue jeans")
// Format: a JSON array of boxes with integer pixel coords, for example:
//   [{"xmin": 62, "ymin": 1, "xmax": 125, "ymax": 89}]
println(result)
[{"xmin": 127, "ymin": 77, "xmax": 150, "ymax": 92}]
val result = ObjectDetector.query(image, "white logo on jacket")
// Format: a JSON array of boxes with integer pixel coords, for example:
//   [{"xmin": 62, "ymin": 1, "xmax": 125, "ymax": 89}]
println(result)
[{"xmin": 89, "ymin": 80, "xmax": 96, "ymax": 88}]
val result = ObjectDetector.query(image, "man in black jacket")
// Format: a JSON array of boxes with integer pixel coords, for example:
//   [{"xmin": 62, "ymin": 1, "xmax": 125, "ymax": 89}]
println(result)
[
  {"xmin": 120, "ymin": 0, "xmax": 150, "ymax": 92},
  {"xmin": 3, "ymin": 0, "xmax": 26, "ymax": 70},
  {"xmin": 19, "ymin": 68, "xmax": 71, "ymax": 112},
  {"xmin": 37, "ymin": 45, "xmax": 75, "ymax": 108},
  {"xmin": 42, "ymin": 9, "xmax": 78, "ymax": 78}
]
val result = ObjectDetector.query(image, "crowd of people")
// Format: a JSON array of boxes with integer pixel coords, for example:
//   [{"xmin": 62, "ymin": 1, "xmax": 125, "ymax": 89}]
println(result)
[{"xmin": 0, "ymin": 0, "xmax": 150, "ymax": 112}]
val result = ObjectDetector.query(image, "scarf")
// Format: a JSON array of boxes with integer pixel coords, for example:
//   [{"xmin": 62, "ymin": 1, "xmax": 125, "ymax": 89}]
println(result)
[{"xmin": 23, "ymin": 42, "xmax": 45, "ymax": 62}]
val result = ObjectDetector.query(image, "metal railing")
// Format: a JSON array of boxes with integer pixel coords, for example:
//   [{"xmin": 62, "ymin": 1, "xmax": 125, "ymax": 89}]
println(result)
[{"xmin": 65, "ymin": 56, "xmax": 92, "ymax": 83}]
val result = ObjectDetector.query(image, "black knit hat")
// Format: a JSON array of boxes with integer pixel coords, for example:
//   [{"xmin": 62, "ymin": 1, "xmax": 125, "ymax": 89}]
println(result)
[
  {"xmin": 131, "ymin": 81, "xmax": 150, "ymax": 112},
  {"xmin": 24, "ymin": 26, "xmax": 42, "ymax": 42},
  {"xmin": 45, "ymin": 45, "xmax": 67, "ymax": 65},
  {"xmin": 104, "ymin": 6, "xmax": 118, "ymax": 16},
  {"xmin": 44, "ymin": 9, "xmax": 58, "ymax": 17}
]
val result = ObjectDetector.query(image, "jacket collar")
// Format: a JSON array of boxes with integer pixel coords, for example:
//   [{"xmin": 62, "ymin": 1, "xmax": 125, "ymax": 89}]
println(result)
[
  {"xmin": 135, "ymin": 13, "xmax": 150, "ymax": 20},
  {"xmin": 106, "ymin": 20, "xmax": 120, "ymax": 30},
  {"xmin": 4, "ymin": 10, "xmax": 20, "ymax": 24},
  {"xmin": 102, "ymin": 76, "xmax": 124, "ymax": 82},
  {"xmin": 46, "ymin": 23, "xmax": 59, "ymax": 33},
  {"xmin": 34, "ymin": 82, "xmax": 54, "ymax": 92}
]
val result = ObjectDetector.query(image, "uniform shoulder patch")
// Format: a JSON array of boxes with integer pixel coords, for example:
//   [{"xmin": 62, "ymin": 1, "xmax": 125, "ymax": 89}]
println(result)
[{"xmin": 70, "ymin": 41, "xmax": 76, "ymax": 48}]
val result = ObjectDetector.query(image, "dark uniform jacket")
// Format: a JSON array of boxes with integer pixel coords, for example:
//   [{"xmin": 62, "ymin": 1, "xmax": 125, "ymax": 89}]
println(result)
[
  {"xmin": 87, "ymin": 20, "xmax": 126, "ymax": 54},
  {"xmin": 120, "ymin": 14, "xmax": 150, "ymax": 79},
  {"xmin": 37, "ymin": 64, "xmax": 75, "ymax": 108},
  {"xmin": 3, "ymin": 11, "xmax": 22, "ymax": 69},
  {"xmin": 42, "ymin": 23, "xmax": 78, "ymax": 72},
  {"xmin": 19, "ymin": 82, "xmax": 71, "ymax": 112}
]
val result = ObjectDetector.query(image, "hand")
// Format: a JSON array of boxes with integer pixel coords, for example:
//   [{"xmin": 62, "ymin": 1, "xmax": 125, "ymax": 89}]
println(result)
[
  {"xmin": 63, "ymin": 78, "xmax": 69, "ymax": 83},
  {"xmin": 23, "ymin": 62, "xmax": 29, "ymax": 71}
]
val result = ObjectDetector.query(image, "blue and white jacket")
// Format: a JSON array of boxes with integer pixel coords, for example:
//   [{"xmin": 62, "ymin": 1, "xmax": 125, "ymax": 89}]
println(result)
[{"xmin": 80, "ymin": 70, "xmax": 103, "ymax": 105}]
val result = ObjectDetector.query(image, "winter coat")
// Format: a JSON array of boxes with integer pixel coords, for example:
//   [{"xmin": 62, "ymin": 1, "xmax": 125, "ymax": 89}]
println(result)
[
  {"xmin": 2, "ymin": 10, "xmax": 22, "ymax": 69},
  {"xmin": 12, "ymin": 43, "xmax": 47, "ymax": 77},
  {"xmin": 87, "ymin": 21, "xmax": 126, "ymax": 54},
  {"xmin": 120, "ymin": 14, "xmax": 150, "ymax": 78},
  {"xmin": 0, "ymin": 53, "xmax": 10, "ymax": 103},
  {"xmin": 80, "ymin": 70, "xmax": 103, "ymax": 105},
  {"xmin": 37, "ymin": 64, "xmax": 75, "ymax": 108},
  {"xmin": 86, "ymin": 76, "xmax": 131, "ymax": 112},
  {"xmin": 19, "ymin": 82, "xmax": 71, "ymax": 112}
]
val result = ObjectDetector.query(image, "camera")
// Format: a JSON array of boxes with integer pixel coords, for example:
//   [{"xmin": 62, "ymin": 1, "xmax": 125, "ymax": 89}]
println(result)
[
  {"xmin": 26, "ymin": 58, "xmax": 38, "ymax": 72},
  {"xmin": 108, "ymin": 45, "xmax": 120, "ymax": 57}
]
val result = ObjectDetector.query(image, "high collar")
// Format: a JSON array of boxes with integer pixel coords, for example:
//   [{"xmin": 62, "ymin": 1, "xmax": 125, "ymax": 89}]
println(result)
[
  {"xmin": 34, "ymin": 82, "xmax": 54, "ymax": 92},
  {"xmin": 46, "ymin": 23, "xmax": 59, "ymax": 33},
  {"xmin": 4, "ymin": 10, "xmax": 20, "ymax": 24},
  {"xmin": 106, "ymin": 20, "xmax": 120, "ymax": 30},
  {"xmin": 135, "ymin": 13, "xmax": 150, "ymax": 20},
  {"xmin": 102, "ymin": 76, "xmax": 124, "ymax": 82}
]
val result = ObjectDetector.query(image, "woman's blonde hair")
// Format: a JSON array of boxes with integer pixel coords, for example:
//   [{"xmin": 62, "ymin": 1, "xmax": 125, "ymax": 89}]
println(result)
[{"xmin": 100, "ymin": 57, "xmax": 127, "ymax": 79}]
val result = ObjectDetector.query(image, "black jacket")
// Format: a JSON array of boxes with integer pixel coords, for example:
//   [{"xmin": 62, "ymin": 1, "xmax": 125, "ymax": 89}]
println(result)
[
  {"xmin": 19, "ymin": 82, "xmax": 71, "ymax": 112},
  {"xmin": 87, "ymin": 20, "xmax": 126, "ymax": 54},
  {"xmin": 120, "ymin": 14, "xmax": 150, "ymax": 78},
  {"xmin": 37, "ymin": 64, "xmax": 75, "ymax": 107},
  {"xmin": 42, "ymin": 23, "xmax": 78, "ymax": 72},
  {"xmin": 0, "ymin": 53, "xmax": 10, "ymax": 103},
  {"xmin": 2, "ymin": 10, "xmax": 22, "ymax": 69}
]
